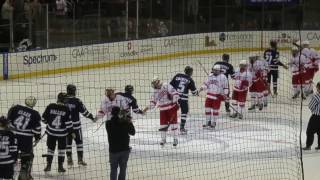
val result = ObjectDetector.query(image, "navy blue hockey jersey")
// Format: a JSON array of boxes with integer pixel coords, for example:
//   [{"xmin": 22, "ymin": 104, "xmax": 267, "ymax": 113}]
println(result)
[
  {"xmin": 8, "ymin": 105, "xmax": 41, "ymax": 138},
  {"xmin": 64, "ymin": 96, "xmax": 93, "ymax": 130},
  {"xmin": 170, "ymin": 73, "xmax": 197, "ymax": 101},
  {"xmin": 214, "ymin": 61, "xmax": 235, "ymax": 78},
  {"xmin": 0, "ymin": 128, "xmax": 17, "ymax": 165},
  {"xmin": 42, "ymin": 103, "xmax": 73, "ymax": 137},
  {"xmin": 264, "ymin": 48, "xmax": 285, "ymax": 71}
]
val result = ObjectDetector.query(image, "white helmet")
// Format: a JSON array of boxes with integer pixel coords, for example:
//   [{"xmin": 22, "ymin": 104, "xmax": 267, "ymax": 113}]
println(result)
[
  {"xmin": 25, "ymin": 96, "xmax": 37, "ymax": 108},
  {"xmin": 239, "ymin": 60, "xmax": 247, "ymax": 66},
  {"xmin": 291, "ymin": 46, "xmax": 299, "ymax": 51},
  {"xmin": 151, "ymin": 76, "xmax": 161, "ymax": 88},
  {"xmin": 302, "ymin": 40, "xmax": 310, "ymax": 46},
  {"xmin": 212, "ymin": 64, "xmax": 221, "ymax": 71}
]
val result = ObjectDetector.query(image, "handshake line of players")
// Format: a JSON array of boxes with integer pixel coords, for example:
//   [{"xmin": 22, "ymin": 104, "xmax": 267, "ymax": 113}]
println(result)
[{"xmin": 0, "ymin": 85, "xmax": 97, "ymax": 179}]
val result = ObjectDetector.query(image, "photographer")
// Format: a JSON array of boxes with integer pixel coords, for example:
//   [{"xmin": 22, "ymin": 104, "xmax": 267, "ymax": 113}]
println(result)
[{"xmin": 106, "ymin": 106, "xmax": 135, "ymax": 180}]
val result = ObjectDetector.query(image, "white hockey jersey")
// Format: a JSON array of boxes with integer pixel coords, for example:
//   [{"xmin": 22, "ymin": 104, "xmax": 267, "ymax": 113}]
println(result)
[
  {"xmin": 289, "ymin": 53, "xmax": 309, "ymax": 75},
  {"xmin": 302, "ymin": 48, "xmax": 320, "ymax": 69},
  {"xmin": 250, "ymin": 59, "xmax": 268, "ymax": 81},
  {"xmin": 201, "ymin": 73, "xmax": 229, "ymax": 99},
  {"xmin": 149, "ymin": 83, "xmax": 179, "ymax": 111},
  {"xmin": 99, "ymin": 93, "xmax": 128, "ymax": 120},
  {"xmin": 233, "ymin": 68, "xmax": 253, "ymax": 92}
]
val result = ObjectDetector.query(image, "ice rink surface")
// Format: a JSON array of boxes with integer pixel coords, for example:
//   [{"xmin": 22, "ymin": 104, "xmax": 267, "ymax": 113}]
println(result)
[{"xmin": 0, "ymin": 52, "xmax": 319, "ymax": 180}]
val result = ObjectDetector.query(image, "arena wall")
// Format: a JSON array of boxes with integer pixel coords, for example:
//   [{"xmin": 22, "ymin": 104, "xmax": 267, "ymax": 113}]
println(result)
[{"xmin": 2, "ymin": 30, "xmax": 320, "ymax": 80}]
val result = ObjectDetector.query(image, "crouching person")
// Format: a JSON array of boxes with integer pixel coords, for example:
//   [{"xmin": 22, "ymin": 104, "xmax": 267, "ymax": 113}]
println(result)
[{"xmin": 106, "ymin": 107, "xmax": 135, "ymax": 180}]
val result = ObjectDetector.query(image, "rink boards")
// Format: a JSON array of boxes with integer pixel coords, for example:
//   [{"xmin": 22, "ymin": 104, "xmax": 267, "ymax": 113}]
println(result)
[{"xmin": 1, "ymin": 30, "xmax": 320, "ymax": 80}]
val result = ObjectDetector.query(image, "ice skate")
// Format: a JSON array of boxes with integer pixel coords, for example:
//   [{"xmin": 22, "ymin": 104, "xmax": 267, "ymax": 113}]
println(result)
[
  {"xmin": 292, "ymin": 92, "xmax": 300, "ymax": 99},
  {"xmin": 67, "ymin": 156, "xmax": 73, "ymax": 166},
  {"xmin": 302, "ymin": 146, "xmax": 311, "ymax": 151},
  {"xmin": 208, "ymin": 122, "xmax": 216, "ymax": 130},
  {"xmin": 238, "ymin": 114, "xmax": 243, "ymax": 120},
  {"xmin": 160, "ymin": 139, "xmax": 166, "ymax": 146},
  {"xmin": 203, "ymin": 121, "xmax": 212, "ymax": 129},
  {"xmin": 248, "ymin": 105, "xmax": 255, "ymax": 111},
  {"xmin": 229, "ymin": 113, "xmax": 238, "ymax": 118},
  {"xmin": 173, "ymin": 138, "xmax": 178, "ymax": 147},
  {"xmin": 58, "ymin": 165, "xmax": 66, "ymax": 173},
  {"xmin": 180, "ymin": 128, "xmax": 188, "ymax": 135},
  {"xmin": 44, "ymin": 164, "xmax": 51, "ymax": 172},
  {"xmin": 78, "ymin": 160, "xmax": 87, "ymax": 166},
  {"xmin": 258, "ymin": 103, "xmax": 263, "ymax": 111},
  {"xmin": 315, "ymin": 146, "xmax": 320, "ymax": 150}
]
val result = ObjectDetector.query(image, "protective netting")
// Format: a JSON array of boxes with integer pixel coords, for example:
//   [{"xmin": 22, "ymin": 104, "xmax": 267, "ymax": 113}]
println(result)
[{"xmin": 1, "ymin": 1, "xmax": 314, "ymax": 180}]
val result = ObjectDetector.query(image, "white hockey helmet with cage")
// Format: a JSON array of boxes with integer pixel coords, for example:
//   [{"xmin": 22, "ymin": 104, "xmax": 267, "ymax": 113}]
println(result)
[
  {"xmin": 151, "ymin": 76, "xmax": 161, "ymax": 88},
  {"xmin": 25, "ymin": 96, "xmax": 37, "ymax": 108}
]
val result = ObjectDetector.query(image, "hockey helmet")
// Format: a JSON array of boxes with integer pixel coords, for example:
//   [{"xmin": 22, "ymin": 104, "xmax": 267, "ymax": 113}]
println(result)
[
  {"xmin": 184, "ymin": 66, "xmax": 193, "ymax": 76},
  {"xmin": 239, "ymin": 60, "xmax": 248, "ymax": 67},
  {"xmin": 105, "ymin": 88, "xmax": 115, "ymax": 98},
  {"xmin": 212, "ymin": 64, "xmax": 221, "ymax": 71},
  {"xmin": 270, "ymin": 39, "xmax": 277, "ymax": 48},
  {"xmin": 57, "ymin": 92, "xmax": 67, "ymax": 103},
  {"xmin": 222, "ymin": 54, "xmax": 230, "ymax": 62},
  {"xmin": 302, "ymin": 40, "xmax": 310, "ymax": 45},
  {"xmin": 25, "ymin": 96, "xmax": 37, "ymax": 108},
  {"xmin": 0, "ymin": 116, "xmax": 8, "ymax": 126},
  {"xmin": 151, "ymin": 76, "xmax": 161, "ymax": 89},
  {"xmin": 125, "ymin": 85, "xmax": 134, "ymax": 94},
  {"xmin": 67, "ymin": 84, "xmax": 77, "ymax": 95}
]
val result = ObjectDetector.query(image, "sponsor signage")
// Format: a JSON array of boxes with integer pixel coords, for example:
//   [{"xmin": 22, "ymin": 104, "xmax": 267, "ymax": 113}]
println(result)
[
  {"xmin": 219, "ymin": 32, "xmax": 254, "ymax": 42},
  {"xmin": 71, "ymin": 46, "xmax": 109, "ymax": 59},
  {"xmin": 23, "ymin": 54, "xmax": 57, "ymax": 66},
  {"xmin": 164, "ymin": 38, "xmax": 193, "ymax": 49}
]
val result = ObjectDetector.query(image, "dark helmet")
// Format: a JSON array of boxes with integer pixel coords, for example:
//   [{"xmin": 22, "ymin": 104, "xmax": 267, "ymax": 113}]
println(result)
[
  {"xmin": 222, "ymin": 54, "xmax": 230, "ymax": 62},
  {"xmin": 67, "ymin": 84, "xmax": 76, "ymax": 95},
  {"xmin": 270, "ymin": 40, "xmax": 277, "ymax": 48},
  {"xmin": 184, "ymin": 66, "xmax": 193, "ymax": 76},
  {"xmin": 0, "ymin": 116, "xmax": 8, "ymax": 126},
  {"xmin": 125, "ymin": 85, "xmax": 134, "ymax": 94},
  {"xmin": 57, "ymin": 92, "xmax": 67, "ymax": 103}
]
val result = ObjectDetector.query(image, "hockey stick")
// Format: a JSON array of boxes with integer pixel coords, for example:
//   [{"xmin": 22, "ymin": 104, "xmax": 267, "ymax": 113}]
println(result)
[
  {"xmin": 197, "ymin": 61, "xmax": 209, "ymax": 76},
  {"xmin": 93, "ymin": 119, "xmax": 106, "ymax": 133},
  {"xmin": 33, "ymin": 132, "xmax": 46, "ymax": 147}
]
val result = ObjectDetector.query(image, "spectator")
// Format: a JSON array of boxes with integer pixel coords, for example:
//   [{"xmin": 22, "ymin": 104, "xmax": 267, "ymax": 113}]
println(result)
[
  {"xmin": 303, "ymin": 82, "xmax": 320, "ymax": 150},
  {"xmin": 1, "ymin": 0, "xmax": 13, "ymax": 21},
  {"xmin": 56, "ymin": 0, "xmax": 67, "ymax": 16},
  {"xmin": 158, "ymin": 21, "xmax": 168, "ymax": 37},
  {"xmin": 106, "ymin": 106, "xmax": 135, "ymax": 180}
]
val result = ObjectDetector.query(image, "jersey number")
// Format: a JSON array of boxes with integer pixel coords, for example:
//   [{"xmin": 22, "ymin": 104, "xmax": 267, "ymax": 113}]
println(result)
[
  {"xmin": 14, "ymin": 115, "xmax": 30, "ymax": 130},
  {"xmin": 177, "ymin": 83, "xmax": 186, "ymax": 93},
  {"xmin": 52, "ymin": 116, "xmax": 61, "ymax": 129},
  {"xmin": 0, "ymin": 141, "xmax": 9, "ymax": 156}
]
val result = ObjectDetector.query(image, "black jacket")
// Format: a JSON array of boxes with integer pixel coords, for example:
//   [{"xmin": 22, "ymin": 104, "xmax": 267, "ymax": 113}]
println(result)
[{"xmin": 106, "ymin": 116, "xmax": 135, "ymax": 153}]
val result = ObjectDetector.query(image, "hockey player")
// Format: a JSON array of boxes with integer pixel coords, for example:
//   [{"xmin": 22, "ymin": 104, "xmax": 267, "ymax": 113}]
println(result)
[
  {"xmin": 117, "ymin": 85, "xmax": 145, "ymax": 116},
  {"xmin": 199, "ymin": 64, "xmax": 229, "ymax": 128},
  {"xmin": 64, "ymin": 84, "xmax": 96, "ymax": 167},
  {"xmin": 289, "ymin": 47, "xmax": 308, "ymax": 99},
  {"xmin": 264, "ymin": 40, "xmax": 288, "ymax": 96},
  {"xmin": 230, "ymin": 60, "xmax": 253, "ymax": 119},
  {"xmin": 144, "ymin": 77, "xmax": 180, "ymax": 146},
  {"xmin": 248, "ymin": 55, "xmax": 268, "ymax": 111},
  {"xmin": 42, "ymin": 92, "xmax": 74, "ymax": 173},
  {"xmin": 299, "ymin": 41, "xmax": 320, "ymax": 96},
  {"xmin": 0, "ymin": 116, "xmax": 17, "ymax": 180},
  {"xmin": 214, "ymin": 54, "xmax": 235, "ymax": 114},
  {"xmin": 98, "ymin": 86, "xmax": 145, "ymax": 121},
  {"xmin": 170, "ymin": 66, "xmax": 198, "ymax": 134},
  {"xmin": 7, "ymin": 96, "xmax": 41, "ymax": 180}
]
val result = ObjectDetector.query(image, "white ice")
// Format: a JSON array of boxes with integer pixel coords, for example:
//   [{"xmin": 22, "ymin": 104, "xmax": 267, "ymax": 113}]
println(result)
[{"xmin": 0, "ymin": 52, "xmax": 318, "ymax": 180}]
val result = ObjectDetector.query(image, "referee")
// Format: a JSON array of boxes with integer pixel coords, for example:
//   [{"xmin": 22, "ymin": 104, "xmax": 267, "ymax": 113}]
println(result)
[{"xmin": 303, "ymin": 81, "xmax": 320, "ymax": 150}]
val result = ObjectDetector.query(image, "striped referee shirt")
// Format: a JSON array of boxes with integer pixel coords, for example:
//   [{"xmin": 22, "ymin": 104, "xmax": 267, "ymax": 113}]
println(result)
[{"xmin": 308, "ymin": 92, "xmax": 320, "ymax": 115}]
